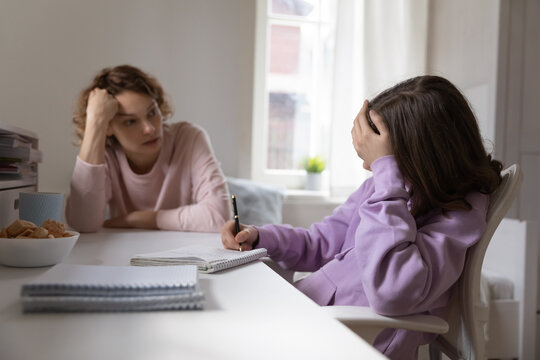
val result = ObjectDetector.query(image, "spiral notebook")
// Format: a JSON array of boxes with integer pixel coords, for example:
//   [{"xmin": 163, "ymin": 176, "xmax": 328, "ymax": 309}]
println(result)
[
  {"xmin": 20, "ymin": 263, "xmax": 204, "ymax": 312},
  {"xmin": 130, "ymin": 245, "xmax": 267, "ymax": 273}
]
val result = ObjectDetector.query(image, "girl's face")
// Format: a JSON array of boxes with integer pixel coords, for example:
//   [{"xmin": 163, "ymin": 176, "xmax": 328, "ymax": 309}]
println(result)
[{"xmin": 107, "ymin": 91, "xmax": 163, "ymax": 169}]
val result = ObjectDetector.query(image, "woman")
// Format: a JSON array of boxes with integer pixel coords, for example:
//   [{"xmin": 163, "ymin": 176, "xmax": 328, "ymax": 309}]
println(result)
[
  {"xmin": 67, "ymin": 65, "xmax": 230, "ymax": 232},
  {"xmin": 221, "ymin": 75, "xmax": 502, "ymax": 359}
]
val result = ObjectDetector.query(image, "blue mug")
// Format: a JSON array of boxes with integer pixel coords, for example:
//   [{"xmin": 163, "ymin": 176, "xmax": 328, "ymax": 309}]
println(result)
[{"xmin": 19, "ymin": 192, "xmax": 64, "ymax": 227}]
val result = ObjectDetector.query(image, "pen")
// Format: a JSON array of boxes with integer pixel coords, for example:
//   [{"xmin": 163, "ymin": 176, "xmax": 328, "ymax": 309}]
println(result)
[{"xmin": 231, "ymin": 195, "xmax": 242, "ymax": 251}]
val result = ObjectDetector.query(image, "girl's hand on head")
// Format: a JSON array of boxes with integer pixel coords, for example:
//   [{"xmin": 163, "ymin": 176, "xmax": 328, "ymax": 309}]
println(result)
[
  {"xmin": 86, "ymin": 88, "xmax": 118, "ymax": 131},
  {"xmin": 351, "ymin": 100, "xmax": 393, "ymax": 170},
  {"xmin": 221, "ymin": 220, "xmax": 259, "ymax": 251}
]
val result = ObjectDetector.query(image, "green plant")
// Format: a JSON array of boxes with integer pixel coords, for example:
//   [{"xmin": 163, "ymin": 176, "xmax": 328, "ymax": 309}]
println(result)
[{"xmin": 303, "ymin": 155, "xmax": 326, "ymax": 173}]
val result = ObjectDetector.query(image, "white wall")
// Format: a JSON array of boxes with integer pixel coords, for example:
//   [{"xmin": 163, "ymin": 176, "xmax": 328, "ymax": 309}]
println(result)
[
  {"xmin": 0, "ymin": 0, "xmax": 255, "ymax": 195},
  {"xmin": 427, "ymin": 1, "xmax": 540, "ymax": 357},
  {"xmin": 427, "ymin": 0, "xmax": 540, "ymax": 224},
  {"xmin": 426, "ymin": 0, "xmax": 500, "ymax": 148},
  {"xmin": 495, "ymin": 0, "xmax": 540, "ymax": 222}
]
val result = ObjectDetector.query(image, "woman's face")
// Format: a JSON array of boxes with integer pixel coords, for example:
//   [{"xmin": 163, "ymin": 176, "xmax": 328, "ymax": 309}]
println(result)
[{"xmin": 107, "ymin": 91, "xmax": 163, "ymax": 165}]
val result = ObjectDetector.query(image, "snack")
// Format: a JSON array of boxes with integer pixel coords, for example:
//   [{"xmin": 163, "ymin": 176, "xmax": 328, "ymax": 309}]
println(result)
[
  {"xmin": 6, "ymin": 220, "xmax": 36, "ymax": 237},
  {"xmin": 1, "ymin": 219, "xmax": 72, "ymax": 239},
  {"xmin": 29, "ymin": 227, "xmax": 49, "ymax": 239},
  {"xmin": 16, "ymin": 228, "xmax": 35, "ymax": 238},
  {"xmin": 41, "ymin": 219, "xmax": 67, "ymax": 237}
]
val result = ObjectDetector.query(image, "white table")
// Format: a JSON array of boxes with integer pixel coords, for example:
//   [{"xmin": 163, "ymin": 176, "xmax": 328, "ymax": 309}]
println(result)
[{"xmin": 0, "ymin": 229, "xmax": 386, "ymax": 359}]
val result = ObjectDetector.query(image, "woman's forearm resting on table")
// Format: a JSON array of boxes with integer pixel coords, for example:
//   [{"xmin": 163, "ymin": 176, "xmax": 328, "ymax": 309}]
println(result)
[
  {"xmin": 104, "ymin": 210, "xmax": 158, "ymax": 229},
  {"xmin": 65, "ymin": 157, "xmax": 111, "ymax": 232},
  {"xmin": 156, "ymin": 198, "xmax": 229, "ymax": 232}
]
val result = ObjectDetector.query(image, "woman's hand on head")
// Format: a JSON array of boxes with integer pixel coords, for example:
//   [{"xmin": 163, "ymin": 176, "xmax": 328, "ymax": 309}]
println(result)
[
  {"xmin": 221, "ymin": 220, "xmax": 259, "ymax": 251},
  {"xmin": 78, "ymin": 88, "xmax": 118, "ymax": 165},
  {"xmin": 86, "ymin": 88, "xmax": 118, "ymax": 131},
  {"xmin": 351, "ymin": 100, "xmax": 393, "ymax": 170}
]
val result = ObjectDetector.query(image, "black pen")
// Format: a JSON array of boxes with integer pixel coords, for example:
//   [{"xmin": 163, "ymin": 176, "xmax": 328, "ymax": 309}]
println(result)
[{"xmin": 231, "ymin": 195, "xmax": 242, "ymax": 251}]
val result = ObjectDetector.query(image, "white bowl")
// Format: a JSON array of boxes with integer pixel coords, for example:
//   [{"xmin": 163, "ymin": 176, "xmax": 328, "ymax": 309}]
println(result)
[{"xmin": 0, "ymin": 232, "xmax": 79, "ymax": 267}]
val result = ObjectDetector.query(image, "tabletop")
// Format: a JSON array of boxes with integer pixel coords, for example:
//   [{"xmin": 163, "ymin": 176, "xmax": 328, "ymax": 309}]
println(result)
[{"xmin": 0, "ymin": 229, "xmax": 386, "ymax": 360}]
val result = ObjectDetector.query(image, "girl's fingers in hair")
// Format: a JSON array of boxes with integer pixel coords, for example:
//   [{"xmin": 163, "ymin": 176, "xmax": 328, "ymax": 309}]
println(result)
[
  {"xmin": 369, "ymin": 110, "xmax": 387, "ymax": 134},
  {"xmin": 359, "ymin": 100, "xmax": 369, "ymax": 129},
  {"xmin": 352, "ymin": 102, "xmax": 367, "ymax": 140},
  {"xmin": 354, "ymin": 100, "xmax": 369, "ymax": 132}
]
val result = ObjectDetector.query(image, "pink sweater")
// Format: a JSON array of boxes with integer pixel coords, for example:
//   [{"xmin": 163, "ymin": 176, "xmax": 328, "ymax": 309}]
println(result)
[{"xmin": 66, "ymin": 122, "xmax": 231, "ymax": 232}]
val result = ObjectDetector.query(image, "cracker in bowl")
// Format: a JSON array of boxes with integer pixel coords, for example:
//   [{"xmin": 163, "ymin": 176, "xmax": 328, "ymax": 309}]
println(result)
[{"xmin": 1, "ymin": 219, "xmax": 71, "ymax": 239}]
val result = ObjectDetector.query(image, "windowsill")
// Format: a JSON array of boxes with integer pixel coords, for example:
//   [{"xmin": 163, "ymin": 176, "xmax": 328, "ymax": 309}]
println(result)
[
  {"xmin": 284, "ymin": 189, "xmax": 346, "ymax": 205},
  {"xmin": 282, "ymin": 189, "xmax": 345, "ymax": 227}
]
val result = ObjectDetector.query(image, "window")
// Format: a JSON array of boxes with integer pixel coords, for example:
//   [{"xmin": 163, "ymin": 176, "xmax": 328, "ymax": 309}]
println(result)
[
  {"xmin": 252, "ymin": 0, "xmax": 428, "ymax": 195},
  {"xmin": 252, "ymin": 0, "xmax": 337, "ymax": 189}
]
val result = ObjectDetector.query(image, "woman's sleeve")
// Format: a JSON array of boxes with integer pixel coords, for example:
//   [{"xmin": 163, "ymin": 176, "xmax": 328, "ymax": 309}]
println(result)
[
  {"xmin": 156, "ymin": 128, "xmax": 231, "ymax": 232},
  {"xmin": 355, "ymin": 155, "xmax": 488, "ymax": 316},
  {"xmin": 65, "ymin": 156, "xmax": 111, "ymax": 232},
  {"xmin": 257, "ymin": 191, "xmax": 362, "ymax": 272}
]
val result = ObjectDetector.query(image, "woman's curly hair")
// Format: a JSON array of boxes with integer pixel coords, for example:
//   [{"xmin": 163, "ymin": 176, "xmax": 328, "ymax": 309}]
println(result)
[{"xmin": 72, "ymin": 65, "xmax": 173, "ymax": 143}]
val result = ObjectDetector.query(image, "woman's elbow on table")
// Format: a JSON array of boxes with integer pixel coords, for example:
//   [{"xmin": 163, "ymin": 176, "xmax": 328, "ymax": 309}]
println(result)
[
  {"xmin": 65, "ymin": 208, "xmax": 103, "ymax": 233},
  {"xmin": 66, "ymin": 217, "xmax": 103, "ymax": 233}
]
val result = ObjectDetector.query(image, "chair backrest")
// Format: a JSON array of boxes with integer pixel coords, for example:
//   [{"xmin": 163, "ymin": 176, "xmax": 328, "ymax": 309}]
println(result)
[{"xmin": 435, "ymin": 164, "xmax": 523, "ymax": 360}]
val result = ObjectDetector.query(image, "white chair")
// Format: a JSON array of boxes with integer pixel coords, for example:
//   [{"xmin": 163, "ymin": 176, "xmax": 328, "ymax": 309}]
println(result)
[{"xmin": 322, "ymin": 164, "xmax": 523, "ymax": 360}]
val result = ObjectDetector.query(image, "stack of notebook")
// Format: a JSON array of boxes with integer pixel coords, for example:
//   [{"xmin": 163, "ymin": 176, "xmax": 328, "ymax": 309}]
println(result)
[
  {"xmin": 0, "ymin": 128, "xmax": 41, "ymax": 181},
  {"xmin": 130, "ymin": 245, "xmax": 268, "ymax": 273},
  {"xmin": 20, "ymin": 263, "xmax": 204, "ymax": 312}
]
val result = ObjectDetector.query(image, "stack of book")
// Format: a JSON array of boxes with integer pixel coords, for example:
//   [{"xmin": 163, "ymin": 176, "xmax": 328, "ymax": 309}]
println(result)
[
  {"xmin": 0, "ymin": 128, "xmax": 41, "ymax": 181},
  {"xmin": 20, "ymin": 263, "xmax": 204, "ymax": 312}
]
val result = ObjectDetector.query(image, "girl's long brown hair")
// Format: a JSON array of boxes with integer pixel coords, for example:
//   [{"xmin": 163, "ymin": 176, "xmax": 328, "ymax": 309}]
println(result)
[
  {"xmin": 370, "ymin": 75, "xmax": 503, "ymax": 217},
  {"xmin": 72, "ymin": 65, "xmax": 173, "ymax": 143}
]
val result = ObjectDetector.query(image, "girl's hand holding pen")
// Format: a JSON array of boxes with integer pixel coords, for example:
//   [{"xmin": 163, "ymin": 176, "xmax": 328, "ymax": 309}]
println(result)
[{"xmin": 221, "ymin": 220, "xmax": 259, "ymax": 252}]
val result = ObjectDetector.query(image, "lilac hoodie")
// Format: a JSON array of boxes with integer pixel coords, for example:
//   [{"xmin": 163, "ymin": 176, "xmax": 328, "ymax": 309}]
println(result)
[
  {"xmin": 257, "ymin": 155, "xmax": 489, "ymax": 359},
  {"xmin": 66, "ymin": 122, "xmax": 231, "ymax": 233}
]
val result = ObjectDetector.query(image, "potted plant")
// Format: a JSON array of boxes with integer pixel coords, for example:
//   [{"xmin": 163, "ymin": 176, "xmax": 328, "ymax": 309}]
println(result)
[{"xmin": 303, "ymin": 155, "xmax": 326, "ymax": 191}]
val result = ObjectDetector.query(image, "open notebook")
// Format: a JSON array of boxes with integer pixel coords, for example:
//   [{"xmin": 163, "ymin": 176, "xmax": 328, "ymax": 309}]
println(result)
[
  {"xmin": 130, "ymin": 245, "xmax": 267, "ymax": 273},
  {"xmin": 20, "ymin": 263, "xmax": 204, "ymax": 312}
]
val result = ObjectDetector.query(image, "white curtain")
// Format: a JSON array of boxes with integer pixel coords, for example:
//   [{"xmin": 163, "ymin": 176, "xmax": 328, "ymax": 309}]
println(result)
[{"xmin": 328, "ymin": 0, "xmax": 428, "ymax": 197}]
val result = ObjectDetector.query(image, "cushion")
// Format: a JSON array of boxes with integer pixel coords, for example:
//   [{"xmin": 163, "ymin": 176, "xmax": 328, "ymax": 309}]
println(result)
[
  {"xmin": 482, "ymin": 270, "xmax": 514, "ymax": 300},
  {"xmin": 226, "ymin": 177, "xmax": 285, "ymax": 226}
]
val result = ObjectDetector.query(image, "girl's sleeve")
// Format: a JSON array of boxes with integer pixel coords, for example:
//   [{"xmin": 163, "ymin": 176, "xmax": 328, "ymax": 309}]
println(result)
[
  {"xmin": 355, "ymin": 155, "xmax": 488, "ymax": 316},
  {"xmin": 65, "ymin": 156, "xmax": 112, "ymax": 232},
  {"xmin": 257, "ymin": 191, "xmax": 362, "ymax": 272},
  {"xmin": 156, "ymin": 128, "xmax": 231, "ymax": 232}
]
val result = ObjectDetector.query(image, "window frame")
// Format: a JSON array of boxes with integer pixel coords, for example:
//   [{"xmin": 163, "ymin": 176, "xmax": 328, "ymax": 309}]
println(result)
[{"xmin": 251, "ymin": 0, "xmax": 336, "ymax": 189}]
